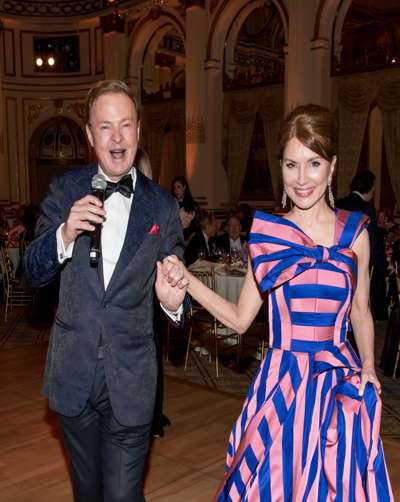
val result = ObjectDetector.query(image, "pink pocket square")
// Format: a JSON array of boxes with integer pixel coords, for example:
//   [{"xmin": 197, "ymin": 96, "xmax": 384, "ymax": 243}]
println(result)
[{"xmin": 149, "ymin": 223, "xmax": 160, "ymax": 235}]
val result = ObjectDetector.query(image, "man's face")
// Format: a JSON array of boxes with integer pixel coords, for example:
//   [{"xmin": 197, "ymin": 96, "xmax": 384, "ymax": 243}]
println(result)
[
  {"xmin": 226, "ymin": 217, "xmax": 241, "ymax": 240},
  {"xmin": 205, "ymin": 219, "xmax": 218, "ymax": 238},
  {"xmin": 86, "ymin": 92, "xmax": 140, "ymax": 181},
  {"xmin": 364, "ymin": 186, "xmax": 375, "ymax": 202}
]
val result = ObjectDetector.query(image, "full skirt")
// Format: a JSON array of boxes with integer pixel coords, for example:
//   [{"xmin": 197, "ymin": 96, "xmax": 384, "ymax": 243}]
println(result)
[{"xmin": 214, "ymin": 342, "xmax": 393, "ymax": 502}]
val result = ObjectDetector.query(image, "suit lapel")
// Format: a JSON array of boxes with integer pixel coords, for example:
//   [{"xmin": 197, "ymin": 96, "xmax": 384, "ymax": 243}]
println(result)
[{"xmin": 105, "ymin": 172, "xmax": 156, "ymax": 296}]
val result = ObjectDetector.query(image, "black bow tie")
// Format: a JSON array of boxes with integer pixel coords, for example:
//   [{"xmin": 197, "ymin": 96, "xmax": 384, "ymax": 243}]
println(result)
[{"xmin": 104, "ymin": 174, "xmax": 133, "ymax": 200}]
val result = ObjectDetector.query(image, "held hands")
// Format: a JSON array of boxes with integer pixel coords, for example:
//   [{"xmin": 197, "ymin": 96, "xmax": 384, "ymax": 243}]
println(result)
[
  {"xmin": 61, "ymin": 195, "xmax": 106, "ymax": 248},
  {"xmin": 155, "ymin": 255, "xmax": 189, "ymax": 312},
  {"xmin": 358, "ymin": 364, "xmax": 381, "ymax": 397}
]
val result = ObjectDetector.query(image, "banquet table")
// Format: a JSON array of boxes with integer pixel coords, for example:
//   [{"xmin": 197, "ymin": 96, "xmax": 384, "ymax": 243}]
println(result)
[{"xmin": 188, "ymin": 260, "xmax": 246, "ymax": 335}]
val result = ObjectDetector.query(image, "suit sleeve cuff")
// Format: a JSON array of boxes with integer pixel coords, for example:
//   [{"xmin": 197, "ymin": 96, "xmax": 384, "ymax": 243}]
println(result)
[
  {"xmin": 56, "ymin": 224, "xmax": 74, "ymax": 263},
  {"xmin": 160, "ymin": 303, "xmax": 183, "ymax": 322}
]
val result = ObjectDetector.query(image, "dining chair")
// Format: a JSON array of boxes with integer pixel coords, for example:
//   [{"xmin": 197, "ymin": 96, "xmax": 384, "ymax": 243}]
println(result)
[
  {"xmin": 184, "ymin": 268, "xmax": 216, "ymax": 370},
  {"xmin": 0, "ymin": 245, "xmax": 34, "ymax": 322},
  {"xmin": 185, "ymin": 268, "xmax": 242, "ymax": 378}
]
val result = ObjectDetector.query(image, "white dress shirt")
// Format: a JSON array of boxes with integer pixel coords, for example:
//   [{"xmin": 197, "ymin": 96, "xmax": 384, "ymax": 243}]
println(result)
[
  {"xmin": 56, "ymin": 165, "xmax": 182, "ymax": 319},
  {"xmin": 202, "ymin": 231, "xmax": 210, "ymax": 254},
  {"xmin": 229, "ymin": 237, "xmax": 243, "ymax": 251}
]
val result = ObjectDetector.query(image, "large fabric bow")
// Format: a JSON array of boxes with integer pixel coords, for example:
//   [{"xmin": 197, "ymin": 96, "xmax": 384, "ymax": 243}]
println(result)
[{"xmin": 249, "ymin": 220, "xmax": 357, "ymax": 293}]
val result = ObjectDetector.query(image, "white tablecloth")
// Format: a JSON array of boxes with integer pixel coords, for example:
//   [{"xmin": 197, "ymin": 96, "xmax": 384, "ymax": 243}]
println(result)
[{"xmin": 189, "ymin": 260, "xmax": 246, "ymax": 335}]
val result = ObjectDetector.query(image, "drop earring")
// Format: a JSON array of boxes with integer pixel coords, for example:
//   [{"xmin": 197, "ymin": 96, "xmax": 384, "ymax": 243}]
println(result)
[
  {"xmin": 281, "ymin": 189, "xmax": 287, "ymax": 208},
  {"xmin": 328, "ymin": 179, "xmax": 335, "ymax": 208}
]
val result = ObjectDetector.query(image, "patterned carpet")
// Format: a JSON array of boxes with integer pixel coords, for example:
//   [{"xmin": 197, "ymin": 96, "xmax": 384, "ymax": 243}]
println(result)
[{"xmin": 1, "ymin": 306, "xmax": 399, "ymax": 438}]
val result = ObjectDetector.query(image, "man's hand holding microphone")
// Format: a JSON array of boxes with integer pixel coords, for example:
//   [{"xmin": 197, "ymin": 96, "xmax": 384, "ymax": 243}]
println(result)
[{"xmin": 61, "ymin": 174, "xmax": 107, "ymax": 265}]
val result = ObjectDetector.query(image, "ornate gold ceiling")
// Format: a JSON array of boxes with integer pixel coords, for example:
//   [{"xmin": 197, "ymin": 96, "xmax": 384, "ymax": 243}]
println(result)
[{"xmin": 0, "ymin": 0, "xmax": 139, "ymax": 17}]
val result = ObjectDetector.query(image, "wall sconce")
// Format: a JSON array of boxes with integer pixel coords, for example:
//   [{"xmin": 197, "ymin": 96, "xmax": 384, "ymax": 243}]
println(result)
[{"xmin": 35, "ymin": 55, "xmax": 56, "ymax": 68}]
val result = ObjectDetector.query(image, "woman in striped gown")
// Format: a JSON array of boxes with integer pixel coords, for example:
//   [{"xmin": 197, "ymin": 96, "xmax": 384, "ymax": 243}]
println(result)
[{"xmin": 164, "ymin": 104, "xmax": 393, "ymax": 501}]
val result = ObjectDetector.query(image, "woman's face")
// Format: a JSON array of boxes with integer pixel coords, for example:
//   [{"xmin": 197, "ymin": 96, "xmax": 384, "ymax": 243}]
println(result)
[
  {"xmin": 282, "ymin": 137, "xmax": 336, "ymax": 210},
  {"xmin": 173, "ymin": 181, "xmax": 185, "ymax": 201}
]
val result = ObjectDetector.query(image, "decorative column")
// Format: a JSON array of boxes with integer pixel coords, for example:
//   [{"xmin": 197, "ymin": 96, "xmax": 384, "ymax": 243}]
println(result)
[
  {"xmin": 310, "ymin": 37, "xmax": 332, "ymax": 107},
  {"xmin": 204, "ymin": 58, "xmax": 229, "ymax": 207},
  {"xmin": 184, "ymin": 0, "xmax": 209, "ymax": 201},
  {"xmin": 0, "ymin": 78, "xmax": 9, "ymax": 202},
  {"xmin": 101, "ymin": 13, "xmax": 128, "ymax": 81},
  {"xmin": 285, "ymin": 0, "xmax": 321, "ymax": 109}
]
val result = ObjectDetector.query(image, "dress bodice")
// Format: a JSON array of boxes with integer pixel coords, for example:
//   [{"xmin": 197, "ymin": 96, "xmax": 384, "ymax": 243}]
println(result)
[{"xmin": 248, "ymin": 209, "xmax": 369, "ymax": 352}]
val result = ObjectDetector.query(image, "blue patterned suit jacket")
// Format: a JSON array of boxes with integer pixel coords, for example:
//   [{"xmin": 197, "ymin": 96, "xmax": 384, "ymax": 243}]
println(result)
[{"xmin": 24, "ymin": 164, "xmax": 185, "ymax": 426}]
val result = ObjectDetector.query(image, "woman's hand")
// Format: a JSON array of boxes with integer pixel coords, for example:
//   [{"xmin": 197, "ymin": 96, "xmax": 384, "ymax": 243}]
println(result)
[
  {"xmin": 358, "ymin": 365, "xmax": 381, "ymax": 396},
  {"xmin": 155, "ymin": 255, "xmax": 189, "ymax": 311}
]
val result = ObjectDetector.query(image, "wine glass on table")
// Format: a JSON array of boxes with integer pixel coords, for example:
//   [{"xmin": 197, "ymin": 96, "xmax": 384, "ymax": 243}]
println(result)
[
  {"xmin": 214, "ymin": 246, "xmax": 224, "ymax": 263},
  {"xmin": 230, "ymin": 248, "xmax": 241, "ymax": 266}
]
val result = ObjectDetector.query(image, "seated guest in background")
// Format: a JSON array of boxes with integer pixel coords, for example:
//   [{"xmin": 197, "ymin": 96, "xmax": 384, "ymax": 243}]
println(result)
[
  {"xmin": 184, "ymin": 211, "xmax": 218, "ymax": 266},
  {"xmin": 219, "ymin": 209, "xmax": 238, "ymax": 234},
  {"xmin": 171, "ymin": 175, "xmax": 200, "ymax": 240},
  {"xmin": 7, "ymin": 204, "xmax": 27, "ymax": 248},
  {"xmin": 214, "ymin": 214, "xmax": 247, "ymax": 254}
]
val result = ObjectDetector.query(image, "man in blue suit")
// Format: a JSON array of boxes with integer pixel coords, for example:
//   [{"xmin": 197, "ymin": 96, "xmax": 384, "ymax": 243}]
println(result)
[{"xmin": 24, "ymin": 80, "xmax": 186, "ymax": 501}]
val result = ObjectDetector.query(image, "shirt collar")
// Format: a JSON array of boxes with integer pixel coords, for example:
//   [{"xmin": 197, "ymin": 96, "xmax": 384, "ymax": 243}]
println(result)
[{"xmin": 352, "ymin": 190, "xmax": 367, "ymax": 201}]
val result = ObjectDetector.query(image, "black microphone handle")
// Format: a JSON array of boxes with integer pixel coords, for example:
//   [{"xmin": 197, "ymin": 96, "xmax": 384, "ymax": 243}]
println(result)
[{"xmin": 89, "ymin": 188, "xmax": 105, "ymax": 266}]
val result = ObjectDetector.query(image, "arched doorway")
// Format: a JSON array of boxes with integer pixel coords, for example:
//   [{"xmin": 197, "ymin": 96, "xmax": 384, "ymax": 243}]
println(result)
[
  {"xmin": 29, "ymin": 117, "xmax": 89, "ymax": 204},
  {"xmin": 221, "ymin": 2, "xmax": 285, "ymax": 206}
]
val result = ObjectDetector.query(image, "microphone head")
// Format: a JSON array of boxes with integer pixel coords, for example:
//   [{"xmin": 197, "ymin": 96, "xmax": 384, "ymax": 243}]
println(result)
[{"xmin": 92, "ymin": 173, "xmax": 107, "ymax": 191}]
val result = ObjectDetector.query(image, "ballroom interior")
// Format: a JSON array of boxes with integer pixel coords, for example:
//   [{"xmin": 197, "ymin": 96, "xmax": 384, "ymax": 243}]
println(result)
[
  {"xmin": 0, "ymin": 0, "xmax": 399, "ymax": 211},
  {"xmin": 1, "ymin": 0, "xmax": 400, "ymax": 500}
]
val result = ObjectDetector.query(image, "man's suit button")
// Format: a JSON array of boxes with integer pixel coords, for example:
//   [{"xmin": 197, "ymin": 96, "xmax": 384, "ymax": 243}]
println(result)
[{"xmin": 103, "ymin": 303, "xmax": 109, "ymax": 309}]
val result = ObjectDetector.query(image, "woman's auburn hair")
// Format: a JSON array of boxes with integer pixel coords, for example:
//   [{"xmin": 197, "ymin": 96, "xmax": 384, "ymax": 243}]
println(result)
[{"xmin": 278, "ymin": 104, "xmax": 337, "ymax": 162}]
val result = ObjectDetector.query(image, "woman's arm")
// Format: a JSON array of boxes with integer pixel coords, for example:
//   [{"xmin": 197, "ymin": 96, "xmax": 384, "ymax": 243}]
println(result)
[
  {"xmin": 350, "ymin": 229, "xmax": 381, "ymax": 395},
  {"xmin": 164, "ymin": 256, "xmax": 263, "ymax": 334}
]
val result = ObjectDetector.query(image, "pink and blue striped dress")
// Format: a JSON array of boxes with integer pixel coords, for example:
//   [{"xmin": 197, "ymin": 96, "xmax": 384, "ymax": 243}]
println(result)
[{"xmin": 214, "ymin": 209, "xmax": 393, "ymax": 502}]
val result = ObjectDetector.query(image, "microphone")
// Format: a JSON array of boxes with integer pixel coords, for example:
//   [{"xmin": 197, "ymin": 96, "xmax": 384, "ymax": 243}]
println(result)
[{"xmin": 90, "ymin": 173, "xmax": 107, "ymax": 266}]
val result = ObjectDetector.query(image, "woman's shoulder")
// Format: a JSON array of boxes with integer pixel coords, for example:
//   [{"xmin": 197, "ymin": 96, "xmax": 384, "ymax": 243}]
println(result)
[
  {"xmin": 335, "ymin": 208, "xmax": 370, "ymax": 248},
  {"xmin": 251, "ymin": 210, "xmax": 296, "ymax": 232}
]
